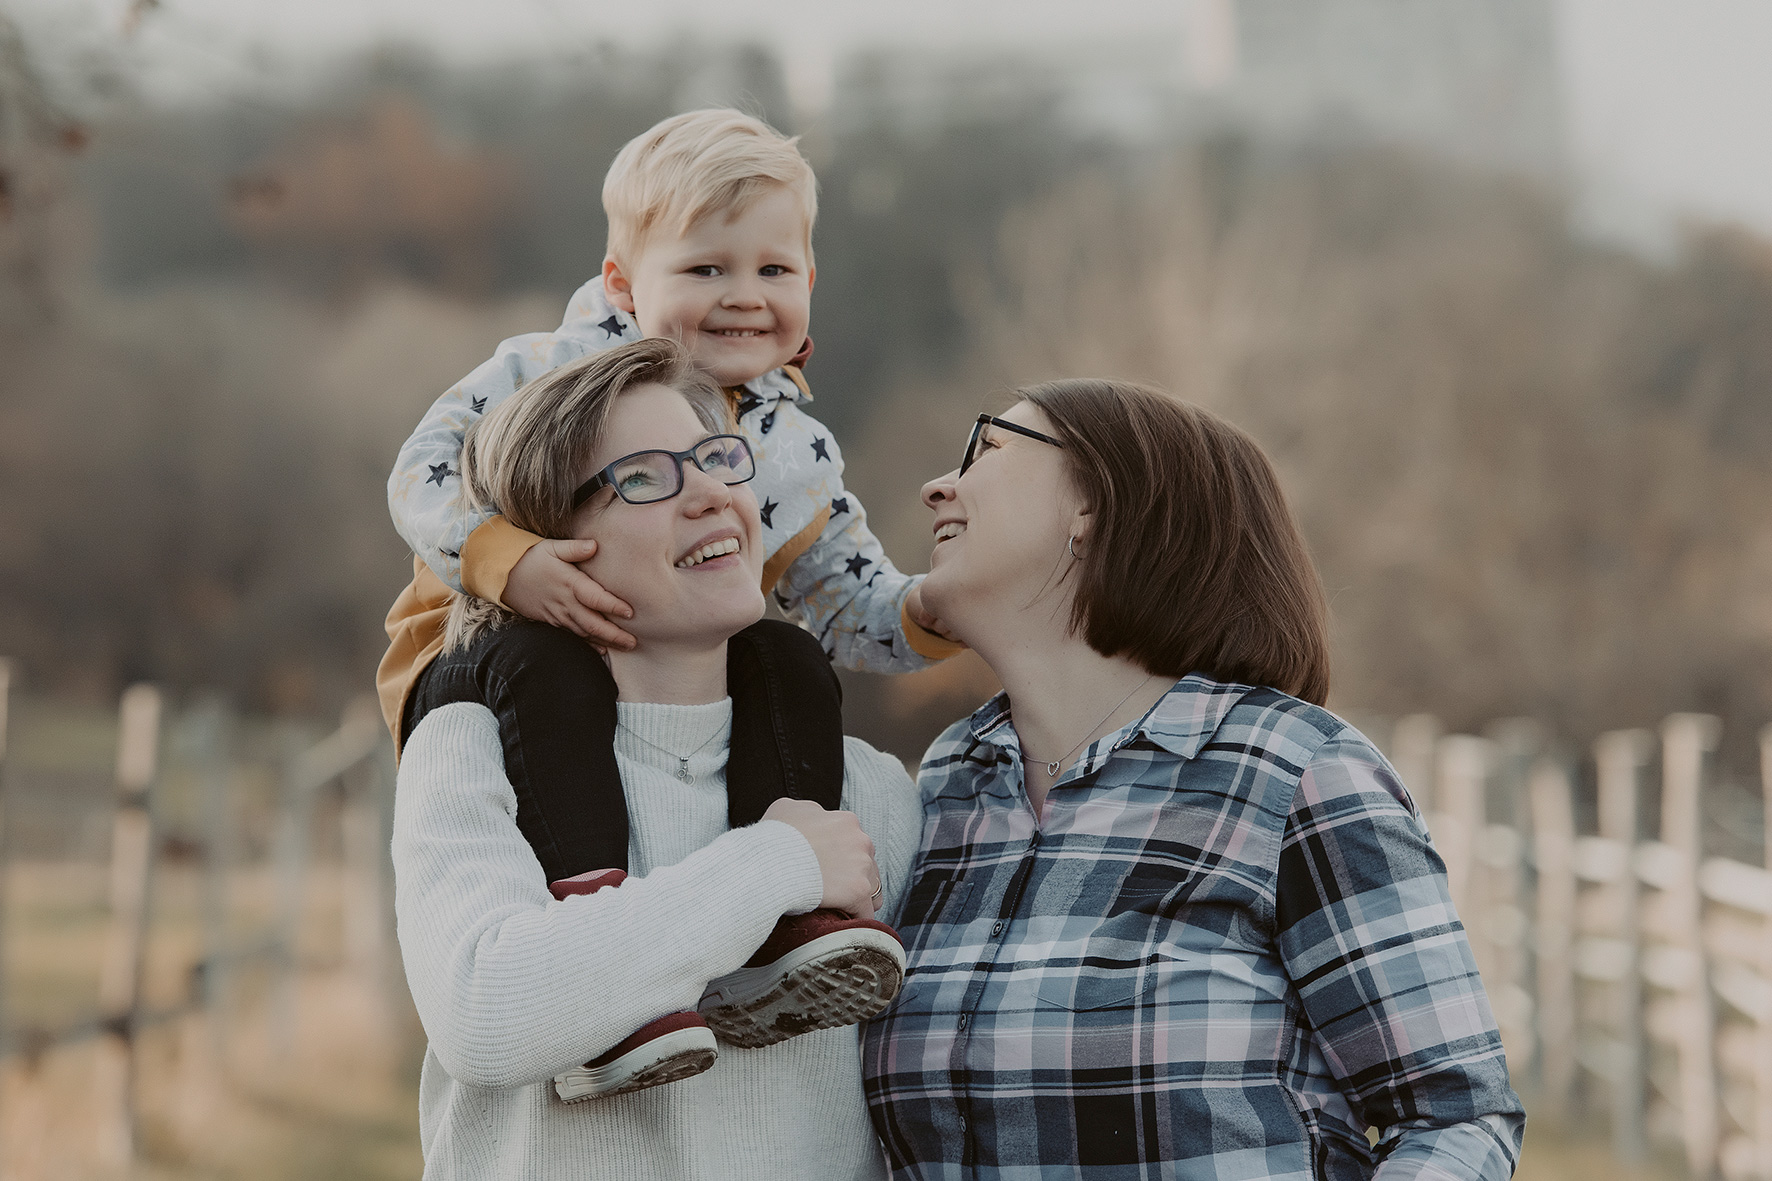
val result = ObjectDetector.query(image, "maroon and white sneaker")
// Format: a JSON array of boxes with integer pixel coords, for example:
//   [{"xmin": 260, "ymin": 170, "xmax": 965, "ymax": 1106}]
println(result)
[
  {"xmin": 548, "ymin": 869, "xmax": 718, "ymax": 1101},
  {"xmin": 697, "ymin": 909, "xmax": 907, "ymax": 1048}
]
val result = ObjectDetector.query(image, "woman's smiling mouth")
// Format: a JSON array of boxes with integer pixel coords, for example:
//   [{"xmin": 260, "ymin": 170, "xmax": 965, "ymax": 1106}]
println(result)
[
  {"xmin": 934, "ymin": 522, "xmax": 966, "ymax": 543},
  {"xmin": 677, "ymin": 536, "xmax": 742, "ymax": 569}
]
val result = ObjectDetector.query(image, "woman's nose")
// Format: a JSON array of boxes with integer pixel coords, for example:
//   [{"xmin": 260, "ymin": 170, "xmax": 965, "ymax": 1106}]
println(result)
[
  {"xmin": 679, "ymin": 462, "xmax": 733, "ymax": 513},
  {"xmin": 921, "ymin": 469, "xmax": 959, "ymax": 509}
]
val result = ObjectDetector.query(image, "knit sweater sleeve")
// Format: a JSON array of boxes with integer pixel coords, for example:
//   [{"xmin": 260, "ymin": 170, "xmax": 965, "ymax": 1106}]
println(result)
[
  {"xmin": 839, "ymin": 736, "xmax": 923, "ymax": 920},
  {"xmin": 392, "ymin": 702, "xmax": 825, "ymax": 1090}
]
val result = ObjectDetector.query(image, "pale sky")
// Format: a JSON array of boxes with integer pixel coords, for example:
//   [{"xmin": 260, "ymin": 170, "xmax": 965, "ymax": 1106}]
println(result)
[{"xmin": 11, "ymin": 0, "xmax": 1772, "ymax": 242}]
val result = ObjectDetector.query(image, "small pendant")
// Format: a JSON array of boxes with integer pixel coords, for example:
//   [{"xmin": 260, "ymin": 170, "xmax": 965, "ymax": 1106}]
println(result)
[
  {"xmin": 678, "ymin": 758, "xmax": 691, "ymax": 783},
  {"xmin": 1045, "ymin": 760, "xmax": 1061, "ymax": 776}
]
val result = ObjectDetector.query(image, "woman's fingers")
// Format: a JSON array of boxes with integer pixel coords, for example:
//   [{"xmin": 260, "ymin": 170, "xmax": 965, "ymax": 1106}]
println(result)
[
  {"xmin": 763, "ymin": 799, "xmax": 882, "ymax": 915},
  {"xmin": 568, "ymin": 606, "xmax": 637, "ymax": 650}
]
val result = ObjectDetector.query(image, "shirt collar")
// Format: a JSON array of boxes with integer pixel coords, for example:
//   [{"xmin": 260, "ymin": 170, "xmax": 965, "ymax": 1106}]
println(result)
[
  {"xmin": 560, "ymin": 277, "xmax": 810, "ymax": 406},
  {"xmin": 964, "ymin": 673, "xmax": 1255, "ymax": 776}
]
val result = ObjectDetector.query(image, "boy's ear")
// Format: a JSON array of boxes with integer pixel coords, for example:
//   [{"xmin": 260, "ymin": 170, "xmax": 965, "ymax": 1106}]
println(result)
[
  {"xmin": 602, "ymin": 258, "xmax": 636, "ymax": 315},
  {"xmin": 807, "ymin": 263, "xmax": 816, "ymax": 291}
]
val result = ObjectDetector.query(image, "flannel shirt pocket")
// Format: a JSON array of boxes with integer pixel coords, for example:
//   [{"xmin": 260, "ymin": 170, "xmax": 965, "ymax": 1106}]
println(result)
[{"xmin": 1034, "ymin": 972, "xmax": 1142, "ymax": 1012}]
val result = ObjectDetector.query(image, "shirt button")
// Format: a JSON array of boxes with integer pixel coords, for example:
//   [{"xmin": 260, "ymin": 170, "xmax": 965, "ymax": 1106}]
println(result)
[
  {"xmin": 957, "ymin": 1012, "xmax": 970, "ymax": 1031},
  {"xmin": 991, "ymin": 920, "xmax": 1005, "ymax": 936}
]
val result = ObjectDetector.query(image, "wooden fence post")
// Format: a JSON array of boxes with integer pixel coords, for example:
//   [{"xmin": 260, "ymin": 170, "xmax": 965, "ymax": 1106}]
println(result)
[
  {"xmin": 1660, "ymin": 713, "xmax": 1722, "ymax": 1178},
  {"xmin": 193, "ymin": 696, "xmax": 236, "ymax": 1063},
  {"xmin": 95, "ymin": 683, "xmax": 162, "ymax": 1168},
  {"xmin": 1531, "ymin": 757, "xmax": 1577, "ymax": 1120},
  {"xmin": 1435, "ymin": 736, "xmax": 1491, "ymax": 917},
  {"xmin": 1595, "ymin": 727, "xmax": 1653, "ymax": 1163},
  {"xmin": 0, "ymin": 658, "xmax": 12, "ymax": 1171},
  {"xmin": 1391, "ymin": 714, "xmax": 1442, "ymax": 815},
  {"xmin": 270, "ymin": 723, "xmax": 315, "ymax": 1058},
  {"xmin": 338, "ymin": 699, "xmax": 388, "ymax": 987},
  {"xmin": 1759, "ymin": 724, "xmax": 1772, "ymax": 1181}
]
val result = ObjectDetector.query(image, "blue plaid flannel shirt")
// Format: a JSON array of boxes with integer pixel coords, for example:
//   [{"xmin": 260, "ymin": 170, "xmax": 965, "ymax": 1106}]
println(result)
[{"xmin": 862, "ymin": 675, "xmax": 1524, "ymax": 1180}]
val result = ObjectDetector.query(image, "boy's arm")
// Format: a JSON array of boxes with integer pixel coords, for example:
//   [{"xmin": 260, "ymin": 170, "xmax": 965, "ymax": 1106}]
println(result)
[
  {"xmin": 388, "ymin": 283, "xmax": 641, "ymax": 597},
  {"xmin": 389, "ymin": 335, "xmax": 571, "ymax": 596},
  {"xmin": 770, "ymin": 433, "xmax": 963, "ymax": 674}
]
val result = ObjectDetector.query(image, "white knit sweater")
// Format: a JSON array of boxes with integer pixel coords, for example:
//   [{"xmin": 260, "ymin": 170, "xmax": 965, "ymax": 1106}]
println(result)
[{"xmin": 393, "ymin": 699, "xmax": 922, "ymax": 1181}]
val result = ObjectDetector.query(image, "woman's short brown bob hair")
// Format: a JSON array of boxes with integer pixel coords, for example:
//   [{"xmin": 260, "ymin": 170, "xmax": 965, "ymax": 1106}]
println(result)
[{"xmin": 1020, "ymin": 378, "xmax": 1330, "ymax": 706}]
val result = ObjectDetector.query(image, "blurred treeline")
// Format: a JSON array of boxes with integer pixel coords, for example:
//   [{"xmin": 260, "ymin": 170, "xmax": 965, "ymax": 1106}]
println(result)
[{"xmin": 1, "ymin": 31, "xmax": 1770, "ymax": 770}]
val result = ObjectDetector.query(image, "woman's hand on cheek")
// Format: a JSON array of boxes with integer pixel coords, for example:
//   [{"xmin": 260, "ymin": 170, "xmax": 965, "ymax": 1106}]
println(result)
[
  {"xmin": 905, "ymin": 582, "xmax": 962, "ymax": 645},
  {"xmin": 762, "ymin": 798, "xmax": 881, "ymax": 921},
  {"xmin": 503, "ymin": 539, "xmax": 638, "ymax": 651}
]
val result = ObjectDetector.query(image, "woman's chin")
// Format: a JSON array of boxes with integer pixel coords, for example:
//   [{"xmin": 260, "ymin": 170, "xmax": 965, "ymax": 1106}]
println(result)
[
  {"xmin": 689, "ymin": 584, "xmax": 767, "ymax": 639},
  {"xmin": 919, "ymin": 575, "xmax": 959, "ymax": 628}
]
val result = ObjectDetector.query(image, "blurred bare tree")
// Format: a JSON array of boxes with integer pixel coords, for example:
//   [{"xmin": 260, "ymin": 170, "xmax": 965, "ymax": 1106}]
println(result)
[
  {"xmin": 1, "ymin": 25, "xmax": 1769, "ymax": 774},
  {"xmin": 938, "ymin": 139, "xmax": 1772, "ymax": 754}
]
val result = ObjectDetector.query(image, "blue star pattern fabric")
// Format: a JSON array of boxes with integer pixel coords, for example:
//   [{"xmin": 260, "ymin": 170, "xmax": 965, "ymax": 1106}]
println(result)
[
  {"xmin": 388, "ymin": 277, "xmax": 945, "ymax": 676},
  {"xmin": 863, "ymin": 675, "xmax": 1525, "ymax": 1180}
]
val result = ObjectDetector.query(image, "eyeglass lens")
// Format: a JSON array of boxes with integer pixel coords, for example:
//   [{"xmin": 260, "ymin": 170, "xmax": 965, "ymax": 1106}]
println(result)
[{"xmin": 609, "ymin": 436, "xmax": 755, "ymax": 504}]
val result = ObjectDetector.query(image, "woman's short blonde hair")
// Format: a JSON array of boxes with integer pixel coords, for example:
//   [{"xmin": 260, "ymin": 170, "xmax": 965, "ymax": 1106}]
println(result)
[
  {"xmin": 602, "ymin": 108, "xmax": 817, "ymax": 268},
  {"xmin": 444, "ymin": 338, "xmax": 730, "ymax": 653}
]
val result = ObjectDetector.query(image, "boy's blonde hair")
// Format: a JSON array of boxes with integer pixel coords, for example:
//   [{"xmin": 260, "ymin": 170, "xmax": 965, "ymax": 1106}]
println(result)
[
  {"xmin": 445, "ymin": 338, "xmax": 730, "ymax": 653},
  {"xmin": 602, "ymin": 108, "xmax": 817, "ymax": 266}
]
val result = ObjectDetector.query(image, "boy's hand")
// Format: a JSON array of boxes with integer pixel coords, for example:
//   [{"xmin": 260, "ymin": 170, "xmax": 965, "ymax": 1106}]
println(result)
[
  {"xmin": 905, "ymin": 583, "xmax": 962, "ymax": 644},
  {"xmin": 503, "ymin": 540, "xmax": 637, "ymax": 650},
  {"xmin": 763, "ymin": 798, "xmax": 880, "ymax": 920}
]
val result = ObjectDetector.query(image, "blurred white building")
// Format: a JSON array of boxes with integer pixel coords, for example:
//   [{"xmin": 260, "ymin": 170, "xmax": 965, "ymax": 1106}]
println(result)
[{"xmin": 1201, "ymin": 0, "xmax": 1564, "ymax": 175}]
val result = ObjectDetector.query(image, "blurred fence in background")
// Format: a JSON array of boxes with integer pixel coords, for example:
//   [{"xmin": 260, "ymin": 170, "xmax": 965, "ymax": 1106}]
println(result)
[
  {"xmin": 1379, "ymin": 709, "xmax": 1772, "ymax": 1181},
  {"xmin": 5, "ymin": 658, "xmax": 1772, "ymax": 1178},
  {"xmin": 0, "ymin": 663, "xmax": 415, "ymax": 1180}
]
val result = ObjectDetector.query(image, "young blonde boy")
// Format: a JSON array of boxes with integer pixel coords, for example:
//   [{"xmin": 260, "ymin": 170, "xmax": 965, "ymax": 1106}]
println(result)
[{"xmin": 379, "ymin": 108, "xmax": 959, "ymax": 740}]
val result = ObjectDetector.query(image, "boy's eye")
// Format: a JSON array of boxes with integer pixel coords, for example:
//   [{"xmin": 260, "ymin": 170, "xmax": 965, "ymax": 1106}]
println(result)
[
  {"xmin": 759, "ymin": 264, "xmax": 787, "ymax": 277},
  {"xmin": 687, "ymin": 265, "xmax": 720, "ymax": 277}
]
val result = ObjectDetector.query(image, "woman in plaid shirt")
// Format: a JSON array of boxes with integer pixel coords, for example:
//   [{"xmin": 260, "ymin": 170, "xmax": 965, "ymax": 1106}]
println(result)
[{"xmin": 862, "ymin": 380, "xmax": 1524, "ymax": 1179}]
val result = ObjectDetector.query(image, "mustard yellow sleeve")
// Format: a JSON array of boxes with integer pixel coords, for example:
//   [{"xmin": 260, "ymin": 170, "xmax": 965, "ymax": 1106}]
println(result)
[
  {"xmin": 461, "ymin": 515, "xmax": 543, "ymax": 606},
  {"xmin": 900, "ymin": 597, "xmax": 967, "ymax": 661}
]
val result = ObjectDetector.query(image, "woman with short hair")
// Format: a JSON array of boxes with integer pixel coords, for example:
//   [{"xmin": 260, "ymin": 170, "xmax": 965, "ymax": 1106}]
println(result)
[
  {"xmin": 863, "ymin": 379, "xmax": 1524, "ymax": 1179},
  {"xmin": 393, "ymin": 338, "xmax": 918, "ymax": 1180}
]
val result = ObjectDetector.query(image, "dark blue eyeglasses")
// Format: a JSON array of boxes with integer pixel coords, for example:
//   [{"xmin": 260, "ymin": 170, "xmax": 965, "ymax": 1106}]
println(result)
[{"xmin": 573, "ymin": 434, "xmax": 756, "ymax": 508}]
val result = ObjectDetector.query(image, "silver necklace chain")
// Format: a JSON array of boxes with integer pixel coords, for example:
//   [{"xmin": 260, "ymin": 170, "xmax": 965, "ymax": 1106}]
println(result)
[
  {"xmin": 1024, "ymin": 675, "xmax": 1156, "ymax": 779},
  {"xmin": 618, "ymin": 720, "xmax": 724, "ymax": 783}
]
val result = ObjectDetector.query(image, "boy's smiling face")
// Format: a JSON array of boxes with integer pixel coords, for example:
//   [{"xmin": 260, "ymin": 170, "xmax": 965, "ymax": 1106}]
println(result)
[{"xmin": 603, "ymin": 184, "xmax": 814, "ymax": 388}]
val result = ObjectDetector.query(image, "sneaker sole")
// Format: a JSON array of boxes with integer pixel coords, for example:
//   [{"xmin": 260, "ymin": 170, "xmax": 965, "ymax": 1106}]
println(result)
[
  {"xmin": 552, "ymin": 1025, "xmax": 718, "ymax": 1102},
  {"xmin": 698, "ymin": 927, "xmax": 907, "ymax": 1049}
]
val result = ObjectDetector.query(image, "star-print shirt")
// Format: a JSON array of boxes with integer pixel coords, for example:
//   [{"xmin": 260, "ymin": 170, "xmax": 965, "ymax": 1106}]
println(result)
[
  {"xmin": 863, "ymin": 674, "xmax": 1524, "ymax": 1181},
  {"xmin": 386, "ymin": 277, "xmax": 959, "ymax": 682}
]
